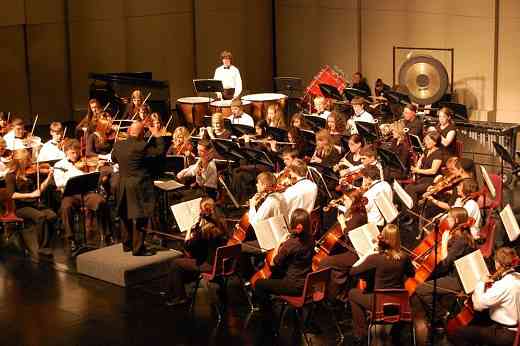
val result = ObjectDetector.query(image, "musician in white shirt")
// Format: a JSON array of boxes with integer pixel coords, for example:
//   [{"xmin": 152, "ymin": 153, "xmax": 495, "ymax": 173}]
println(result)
[
  {"xmin": 283, "ymin": 159, "xmax": 318, "ymax": 219},
  {"xmin": 313, "ymin": 96, "xmax": 331, "ymax": 120},
  {"xmin": 448, "ymin": 247, "xmax": 520, "ymax": 346},
  {"xmin": 177, "ymin": 139, "xmax": 218, "ymax": 198},
  {"xmin": 348, "ymin": 96, "xmax": 375, "ymax": 135},
  {"xmin": 0, "ymin": 138, "xmax": 9, "ymax": 179},
  {"xmin": 229, "ymin": 98, "xmax": 254, "ymax": 127},
  {"xmin": 54, "ymin": 139, "xmax": 108, "ymax": 252},
  {"xmin": 37, "ymin": 122, "xmax": 66, "ymax": 162},
  {"xmin": 4, "ymin": 118, "xmax": 26, "ymax": 151},
  {"xmin": 213, "ymin": 50, "xmax": 243, "ymax": 100},
  {"xmin": 361, "ymin": 165, "xmax": 393, "ymax": 227}
]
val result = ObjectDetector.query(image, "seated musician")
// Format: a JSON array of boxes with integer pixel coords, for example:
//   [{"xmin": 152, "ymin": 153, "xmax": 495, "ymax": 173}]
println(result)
[
  {"xmin": 283, "ymin": 159, "xmax": 318, "ymax": 218},
  {"xmin": 310, "ymin": 129, "xmax": 341, "ymax": 168},
  {"xmin": 177, "ymin": 139, "xmax": 218, "ymax": 199},
  {"xmin": 334, "ymin": 134, "xmax": 364, "ymax": 175},
  {"xmin": 436, "ymin": 106, "xmax": 458, "ymax": 157},
  {"xmin": 348, "ymin": 224, "xmax": 415, "ymax": 344},
  {"xmin": 401, "ymin": 103, "xmax": 423, "ymax": 139},
  {"xmin": 166, "ymin": 126, "xmax": 195, "ymax": 165},
  {"xmin": 289, "ymin": 112, "xmax": 311, "ymax": 131},
  {"xmin": 361, "ymin": 165, "xmax": 393, "ymax": 227},
  {"xmin": 326, "ymin": 111, "xmax": 348, "ymax": 144},
  {"xmin": 316, "ymin": 188, "xmax": 368, "ymax": 302},
  {"xmin": 37, "ymin": 122, "xmax": 66, "ymax": 162},
  {"xmin": 86, "ymin": 117, "xmax": 112, "ymax": 157},
  {"xmin": 6, "ymin": 149, "xmax": 57, "ymax": 256},
  {"xmin": 4, "ymin": 118, "xmax": 26, "ymax": 151},
  {"xmin": 165, "ymin": 197, "xmax": 227, "ymax": 306},
  {"xmin": 123, "ymin": 89, "xmax": 144, "ymax": 119},
  {"xmin": 54, "ymin": 139, "xmax": 110, "ymax": 253},
  {"xmin": 213, "ymin": 50, "xmax": 242, "ymax": 100},
  {"xmin": 207, "ymin": 112, "xmax": 231, "ymax": 140},
  {"xmin": 274, "ymin": 149, "xmax": 299, "ymax": 187},
  {"xmin": 76, "ymin": 98, "xmax": 103, "ymax": 136},
  {"xmin": 0, "ymin": 112, "xmax": 9, "ymax": 135},
  {"xmin": 405, "ymin": 130, "xmax": 443, "ymax": 207},
  {"xmin": 413, "ymin": 207, "xmax": 476, "ymax": 343},
  {"xmin": 447, "ymin": 246, "xmax": 520, "ymax": 346},
  {"xmin": 348, "ymin": 97, "xmax": 375, "ymax": 135},
  {"xmin": 313, "ymin": 96, "xmax": 331, "ymax": 119},
  {"xmin": 265, "ymin": 104, "xmax": 286, "ymax": 130},
  {"xmin": 374, "ymin": 78, "xmax": 391, "ymax": 97},
  {"xmin": 384, "ymin": 120, "xmax": 412, "ymax": 181},
  {"xmin": 285, "ymin": 127, "xmax": 314, "ymax": 158},
  {"xmin": 229, "ymin": 98, "xmax": 254, "ymax": 127},
  {"xmin": 0, "ymin": 138, "xmax": 10, "ymax": 178},
  {"xmin": 427, "ymin": 179, "xmax": 482, "ymax": 240},
  {"xmin": 351, "ymin": 72, "xmax": 372, "ymax": 96},
  {"xmin": 253, "ymin": 208, "xmax": 314, "ymax": 312},
  {"xmin": 135, "ymin": 104, "xmax": 151, "ymax": 123}
]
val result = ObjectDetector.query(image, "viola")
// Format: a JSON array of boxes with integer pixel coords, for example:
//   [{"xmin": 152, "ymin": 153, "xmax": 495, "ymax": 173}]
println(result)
[
  {"xmin": 312, "ymin": 223, "xmax": 356, "ymax": 271},
  {"xmin": 227, "ymin": 211, "xmax": 250, "ymax": 246},
  {"xmin": 25, "ymin": 163, "xmax": 53, "ymax": 175}
]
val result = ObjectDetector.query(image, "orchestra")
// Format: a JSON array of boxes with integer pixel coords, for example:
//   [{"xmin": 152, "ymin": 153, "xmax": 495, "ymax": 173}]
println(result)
[{"xmin": 2, "ymin": 61, "xmax": 520, "ymax": 346}]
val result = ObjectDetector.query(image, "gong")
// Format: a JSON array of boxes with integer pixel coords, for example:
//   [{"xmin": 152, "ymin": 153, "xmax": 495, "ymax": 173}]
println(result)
[{"xmin": 398, "ymin": 55, "xmax": 449, "ymax": 105}]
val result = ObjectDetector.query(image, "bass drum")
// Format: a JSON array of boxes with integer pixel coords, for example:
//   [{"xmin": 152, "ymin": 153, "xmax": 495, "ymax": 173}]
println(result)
[{"xmin": 176, "ymin": 96, "xmax": 213, "ymax": 127}]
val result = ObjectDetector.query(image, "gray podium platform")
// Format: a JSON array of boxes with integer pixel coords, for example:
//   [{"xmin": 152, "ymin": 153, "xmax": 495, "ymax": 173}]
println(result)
[{"xmin": 76, "ymin": 244, "xmax": 182, "ymax": 287}]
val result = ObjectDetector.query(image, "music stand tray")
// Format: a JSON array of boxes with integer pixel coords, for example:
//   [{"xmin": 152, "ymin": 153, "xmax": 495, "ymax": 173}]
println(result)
[
  {"xmin": 355, "ymin": 121, "xmax": 379, "ymax": 143},
  {"xmin": 319, "ymin": 83, "xmax": 343, "ymax": 101},
  {"xmin": 230, "ymin": 123, "xmax": 256, "ymax": 137},
  {"xmin": 63, "ymin": 172, "xmax": 101, "ymax": 257},
  {"xmin": 378, "ymin": 147, "xmax": 407, "ymax": 172},
  {"xmin": 303, "ymin": 115, "xmax": 326, "ymax": 130},
  {"xmin": 274, "ymin": 77, "xmax": 303, "ymax": 97},
  {"xmin": 493, "ymin": 141, "xmax": 515, "ymax": 166},
  {"xmin": 193, "ymin": 79, "xmax": 224, "ymax": 94}
]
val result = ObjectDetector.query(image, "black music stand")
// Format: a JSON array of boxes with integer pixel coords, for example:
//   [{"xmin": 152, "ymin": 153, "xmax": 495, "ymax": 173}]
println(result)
[
  {"xmin": 164, "ymin": 155, "xmax": 186, "ymax": 175},
  {"xmin": 303, "ymin": 115, "xmax": 326, "ymax": 130},
  {"xmin": 193, "ymin": 79, "xmax": 224, "ymax": 112},
  {"xmin": 378, "ymin": 147, "xmax": 407, "ymax": 173},
  {"xmin": 63, "ymin": 172, "xmax": 101, "ymax": 257},
  {"xmin": 274, "ymin": 77, "xmax": 303, "ymax": 98},
  {"xmin": 319, "ymin": 83, "xmax": 343, "ymax": 101},
  {"xmin": 229, "ymin": 123, "xmax": 256, "ymax": 137},
  {"xmin": 355, "ymin": 121, "xmax": 379, "ymax": 143},
  {"xmin": 383, "ymin": 90, "xmax": 410, "ymax": 105},
  {"xmin": 267, "ymin": 127, "xmax": 288, "ymax": 142},
  {"xmin": 409, "ymin": 134, "xmax": 425, "ymax": 154},
  {"xmin": 300, "ymin": 129, "xmax": 317, "ymax": 146},
  {"xmin": 493, "ymin": 141, "xmax": 514, "ymax": 206},
  {"xmin": 343, "ymin": 87, "xmax": 368, "ymax": 101}
]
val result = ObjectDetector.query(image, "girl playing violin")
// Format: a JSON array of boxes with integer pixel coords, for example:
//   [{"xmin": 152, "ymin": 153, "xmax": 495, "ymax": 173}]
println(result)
[
  {"xmin": 334, "ymin": 133, "xmax": 365, "ymax": 175},
  {"xmin": 253, "ymin": 208, "xmax": 314, "ymax": 310},
  {"xmin": 5, "ymin": 149, "xmax": 57, "ymax": 256},
  {"xmin": 166, "ymin": 126, "xmax": 195, "ymax": 166},
  {"xmin": 76, "ymin": 98, "xmax": 103, "ymax": 136},
  {"xmin": 165, "ymin": 197, "xmax": 227, "ymax": 306},
  {"xmin": 310, "ymin": 129, "xmax": 341, "ymax": 168},
  {"xmin": 86, "ymin": 117, "xmax": 113, "ymax": 157},
  {"xmin": 348, "ymin": 224, "xmax": 415, "ymax": 345},
  {"xmin": 448, "ymin": 246, "xmax": 520, "ymax": 346}
]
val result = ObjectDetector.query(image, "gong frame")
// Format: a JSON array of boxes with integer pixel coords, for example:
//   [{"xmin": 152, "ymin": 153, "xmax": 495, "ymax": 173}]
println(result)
[{"xmin": 392, "ymin": 46, "xmax": 454, "ymax": 99}]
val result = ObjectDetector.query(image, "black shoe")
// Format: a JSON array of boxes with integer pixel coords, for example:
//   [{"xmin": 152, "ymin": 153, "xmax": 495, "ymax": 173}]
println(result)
[
  {"xmin": 165, "ymin": 297, "xmax": 189, "ymax": 307},
  {"xmin": 133, "ymin": 249, "xmax": 156, "ymax": 256}
]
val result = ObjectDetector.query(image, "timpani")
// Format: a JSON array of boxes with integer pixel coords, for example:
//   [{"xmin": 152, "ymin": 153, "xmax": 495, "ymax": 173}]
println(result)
[
  {"xmin": 241, "ymin": 93, "xmax": 288, "ymax": 121},
  {"xmin": 209, "ymin": 99, "xmax": 252, "ymax": 118},
  {"xmin": 176, "ymin": 96, "xmax": 213, "ymax": 127}
]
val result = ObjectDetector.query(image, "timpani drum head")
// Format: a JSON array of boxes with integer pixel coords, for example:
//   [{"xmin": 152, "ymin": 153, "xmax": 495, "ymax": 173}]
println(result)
[
  {"xmin": 241, "ymin": 93, "xmax": 287, "ymax": 101},
  {"xmin": 177, "ymin": 96, "xmax": 214, "ymax": 104}
]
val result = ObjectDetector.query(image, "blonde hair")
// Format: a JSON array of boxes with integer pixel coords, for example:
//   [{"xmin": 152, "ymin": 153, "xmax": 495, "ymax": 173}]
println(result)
[
  {"xmin": 266, "ymin": 104, "xmax": 286, "ymax": 129},
  {"xmin": 315, "ymin": 129, "xmax": 335, "ymax": 157}
]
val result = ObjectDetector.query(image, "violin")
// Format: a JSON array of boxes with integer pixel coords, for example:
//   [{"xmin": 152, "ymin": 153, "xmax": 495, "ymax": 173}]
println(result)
[
  {"xmin": 25, "ymin": 162, "xmax": 53, "ymax": 176},
  {"xmin": 312, "ymin": 223, "xmax": 356, "ymax": 271},
  {"xmin": 420, "ymin": 174, "xmax": 465, "ymax": 204}
]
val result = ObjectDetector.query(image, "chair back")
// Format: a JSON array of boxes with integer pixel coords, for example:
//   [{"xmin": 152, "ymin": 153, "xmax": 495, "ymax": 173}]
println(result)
[
  {"xmin": 370, "ymin": 289, "xmax": 412, "ymax": 324},
  {"xmin": 301, "ymin": 267, "xmax": 330, "ymax": 305},
  {"xmin": 207, "ymin": 243, "xmax": 241, "ymax": 280},
  {"xmin": 478, "ymin": 174, "xmax": 502, "ymax": 210},
  {"xmin": 479, "ymin": 215, "xmax": 497, "ymax": 258},
  {"xmin": 455, "ymin": 140, "xmax": 464, "ymax": 157}
]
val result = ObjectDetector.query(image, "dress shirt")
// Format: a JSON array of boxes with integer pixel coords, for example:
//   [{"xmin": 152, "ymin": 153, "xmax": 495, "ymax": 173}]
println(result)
[
  {"xmin": 213, "ymin": 65, "xmax": 243, "ymax": 98},
  {"xmin": 0, "ymin": 161, "xmax": 7, "ymax": 179},
  {"xmin": 350, "ymin": 110, "xmax": 375, "ymax": 135},
  {"xmin": 229, "ymin": 112, "xmax": 254, "ymax": 127},
  {"xmin": 283, "ymin": 178, "xmax": 318, "ymax": 219},
  {"xmin": 473, "ymin": 271, "xmax": 520, "ymax": 330},
  {"xmin": 363, "ymin": 180, "xmax": 393, "ymax": 226},
  {"xmin": 454, "ymin": 197, "xmax": 482, "ymax": 239},
  {"xmin": 316, "ymin": 110, "xmax": 331, "ymax": 120},
  {"xmin": 53, "ymin": 157, "xmax": 85, "ymax": 191},
  {"xmin": 249, "ymin": 191, "xmax": 289, "ymax": 225},
  {"xmin": 177, "ymin": 158, "xmax": 218, "ymax": 189},
  {"xmin": 37, "ymin": 140, "xmax": 65, "ymax": 162},
  {"xmin": 4, "ymin": 131, "xmax": 25, "ymax": 150}
]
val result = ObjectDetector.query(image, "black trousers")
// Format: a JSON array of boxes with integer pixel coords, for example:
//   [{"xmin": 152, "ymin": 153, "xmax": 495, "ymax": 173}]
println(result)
[
  {"xmin": 254, "ymin": 278, "xmax": 303, "ymax": 309},
  {"xmin": 405, "ymin": 180, "xmax": 432, "ymax": 208},
  {"xmin": 118, "ymin": 191, "xmax": 148, "ymax": 254},
  {"xmin": 348, "ymin": 288, "xmax": 373, "ymax": 337},
  {"xmin": 448, "ymin": 317, "xmax": 516, "ymax": 346},
  {"xmin": 60, "ymin": 193, "xmax": 108, "ymax": 239},
  {"xmin": 414, "ymin": 275, "xmax": 461, "ymax": 320},
  {"xmin": 16, "ymin": 206, "xmax": 57, "ymax": 250},
  {"xmin": 317, "ymin": 250, "xmax": 358, "ymax": 302},
  {"xmin": 168, "ymin": 257, "xmax": 212, "ymax": 299}
]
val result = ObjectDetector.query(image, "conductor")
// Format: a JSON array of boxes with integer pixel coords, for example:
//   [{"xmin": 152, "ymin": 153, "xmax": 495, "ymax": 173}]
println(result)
[{"xmin": 112, "ymin": 121, "xmax": 164, "ymax": 256}]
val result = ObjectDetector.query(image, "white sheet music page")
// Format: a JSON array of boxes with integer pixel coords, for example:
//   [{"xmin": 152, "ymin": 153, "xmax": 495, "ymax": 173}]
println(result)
[
  {"xmin": 154, "ymin": 180, "xmax": 184, "ymax": 191},
  {"xmin": 375, "ymin": 192, "xmax": 399, "ymax": 224},
  {"xmin": 393, "ymin": 180, "xmax": 413, "ymax": 209},
  {"xmin": 170, "ymin": 197, "xmax": 202, "ymax": 235},
  {"xmin": 252, "ymin": 215, "xmax": 289, "ymax": 251},
  {"xmin": 348, "ymin": 222, "xmax": 380, "ymax": 258},
  {"xmin": 480, "ymin": 165, "xmax": 496, "ymax": 199},
  {"xmin": 500, "ymin": 204, "xmax": 520, "ymax": 241},
  {"xmin": 455, "ymin": 249, "xmax": 490, "ymax": 294}
]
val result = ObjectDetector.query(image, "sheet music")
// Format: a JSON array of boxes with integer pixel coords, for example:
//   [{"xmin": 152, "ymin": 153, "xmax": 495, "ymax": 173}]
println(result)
[
  {"xmin": 375, "ymin": 192, "xmax": 399, "ymax": 224},
  {"xmin": 252, "ymin": 215, "xmax": 289, "ymax": 251},
  {"xmin": 154, "ymin": 180, "xmax": 185, "ymax": 191},
  {"xmin": 410, "ymin": 134, "xmax": 424, "ymax": 152},
  {"xmin": 170, "ymin": 198, "xmax": 202, "ymax": 235},
  {"xmin": 500, "ymin": 204, "xmax": 520, "ymax": 241},
  {"xmin": 455, "ymin": 249, "xmax": 490, "ymax": 294},
  {"xmin": 480, "ymin": 165, "xmax": 496, "ymax": 199},
  {"xmin": 348, "ymin": 222, "xmax": 380, "ymax": 258},
  {"xmin": 393, "ymin": 180, "xmax": 413, "ymax": 209}
]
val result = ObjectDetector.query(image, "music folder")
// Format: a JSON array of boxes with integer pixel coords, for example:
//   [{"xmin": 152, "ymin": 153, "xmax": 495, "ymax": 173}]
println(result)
[
  {"xmin": 374, "ymin": 192, "xmax": 399, "ymax": 224},
  {"xmin": 454, "ymin": 249, "xmax": 490, "ymax": 294},
  {"xmin": 252, "ymin": 215, "xmax": 289, "ymax": 252},
  {"xmin": 349, "ymin": 223, "xmax": 380, "ymax": 266},
  {"xmin": 500, "ymin": 204, "xmax": 520, "ymax": 242},
  {"xmin": 393, "ymin": 180, "xmax": 414, "ymax": 210},
  {"xmin": 479, "ymin": 165, "xmax": 496, "ymax": 199},
  {"xmin": 170, "ymin": 197, "xmax": 202, "ymax": 236}
]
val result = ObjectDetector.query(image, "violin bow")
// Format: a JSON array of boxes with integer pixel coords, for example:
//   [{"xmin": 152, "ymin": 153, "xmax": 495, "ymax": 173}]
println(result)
[
  {"xmin": 103, "ymin": 102, "xmax": 111, "ymax": 112},
  {"xmin": 30, "ymin": 114, "xmax": 39, "ymax": 137},
  {"xmin": 131, "ymin": 92, "xmax": 152, "ymax": 121}
]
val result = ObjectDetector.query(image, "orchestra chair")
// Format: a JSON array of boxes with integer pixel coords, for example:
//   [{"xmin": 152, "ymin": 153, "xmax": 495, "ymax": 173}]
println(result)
[
  {"xmin": 189, "ymin": 243, "xmax": 247, "ymax": 322},
  {"xmin": 367, "ymin": 289, "xmax": 416, "ymax": 346},
  {"xmin": 0, "ymin": 192, "xmax": 25, "ymax": 249},
  {"xmin": 478, "ymin": 215, "xmax": 497, "ymax": 259},
  {"xmin": 455, "ymin": 140, "xmax": 464, "ymax": 157},
  {"xmin": 274, "ymin": 268, "xmax": 343, "ymax": 345}
]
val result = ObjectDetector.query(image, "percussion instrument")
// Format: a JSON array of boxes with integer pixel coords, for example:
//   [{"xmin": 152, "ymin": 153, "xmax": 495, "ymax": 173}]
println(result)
[
  {"xmin": 241, "ymin": 93, "xmax": 287, "ymax": 121},
  {"xmin": 305, "ymin": 65, "xmax": 347, "ymax": 101},
  {"xmin": 176, "ymin": 97, "xmax": 213, "ymax": 127},
  {"xmin": 209, "ymin": 99, "xmax": 252, "ymax": 118}
]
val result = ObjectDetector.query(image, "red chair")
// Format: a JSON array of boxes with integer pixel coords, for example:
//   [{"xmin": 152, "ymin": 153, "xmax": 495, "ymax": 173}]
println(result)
[
  {"xmin": 276, "ymin": 268, "xmax": 343, "ymax": 345},
  {"xmin": 0, "ymin": 195, "xmax": 24, "ymax": 243},
  {"xmin": 478, "ymin": 173, "xmax": 502, "ymax": 211},
  {"xmin": 189, "ymin": 243, "xmax": 246, "ymax": 322},
  {"xmin": 367, "ymin": 289, "xmax": 416, "ymax": 346},
  {"xmin": 479, "ymin": 215, "xmax": 497, "ymax": 259}
]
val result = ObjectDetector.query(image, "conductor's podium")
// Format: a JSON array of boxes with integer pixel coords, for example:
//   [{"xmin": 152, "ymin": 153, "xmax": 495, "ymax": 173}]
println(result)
[{"xmin": 77, "ymin": 244, "xmax": 182, "ymax": 287}]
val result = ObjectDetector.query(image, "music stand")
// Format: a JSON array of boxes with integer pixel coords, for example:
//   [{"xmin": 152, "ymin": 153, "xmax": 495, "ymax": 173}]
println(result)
[
  {"xmin": 300, "ymin": 129, "xmax": 317, "ymax": 146},
  {"xmin": 63, "ymin": 172, "xmax": 101, "ymax": 257},
  {"xmin": 193, "ymin": 79, "xmax": 224, "ymax": 113},
  {"xmin": 164, "ymin": 155, "xmax": 186, "ymax": 175},
  {"xmin": 229, "ymin": 123, "xmax": 256, "ymax": 137},
  {"xmin": 383, "ymin": 90, "xmax": 410, "ymax": 105},
  {"xmin": 303, "ymin": 115, "xmax": 326, "ymax": 130},
  {"xmin": 493, "ymin": 141, "xmax": 514, "ymax": 206},
  {"xmin": 378, "ymin": 147, "xmax": 407, "ymax": 173},
  {"xmin": 355, "ymin": 121, "xmax": 379, "ymax": 143},
  {"xmin": 409, "ymin": 134, "xmax": 424, "ymax": 154},
  {"xmin": 267, "ymin": 127, "xmax": 288, "ymax": 142},
  {"xmin": 343, "ymin": 87, "xmax": 368, "ymax": 101},
  {"xmin": 274, "ymin": 77, "xmax": 303, "ymax": 98},
  {"xmin": 319, "ymin": 83, "xmax": 343, "ymax": 101}
]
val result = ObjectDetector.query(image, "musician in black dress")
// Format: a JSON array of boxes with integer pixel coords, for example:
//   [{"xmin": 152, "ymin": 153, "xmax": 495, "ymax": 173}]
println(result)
[
  {"xmin": 316, "ymin": 188, "xmax": 368, "ymax": 302},
  {"xmin": 112, "ymin": 121, "xmax": 164, "ymax": 256},
  {"xmin": 436, "ymin": 107, "xmax": 458, "ymax": 157},
  {"xmin": 334, "ymin": 134, "xmax": 364, "ymax": 175},
  {"xmin": 310, "ymin": 129, "xmax": 341, "ymax": 168},
  {"xmin": 165, "ymin": 197, "xmax": 227, "ymax": 306},
  {"xmin": 384, "ymin": 120, "xmax": 412, "ymax": 181}
]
